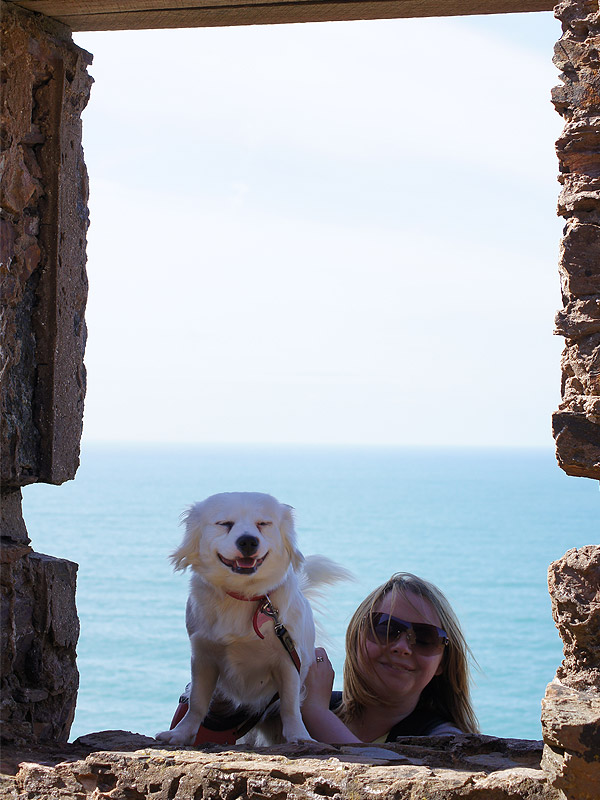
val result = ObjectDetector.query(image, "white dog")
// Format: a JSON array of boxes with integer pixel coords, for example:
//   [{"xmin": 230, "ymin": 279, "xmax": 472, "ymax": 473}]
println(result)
[{"xmin": 155, "ymin": 491, "xmax": 350, "ymax": 746}]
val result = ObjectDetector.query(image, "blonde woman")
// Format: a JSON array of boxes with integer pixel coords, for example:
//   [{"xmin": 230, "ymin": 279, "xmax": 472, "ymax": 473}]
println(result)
[{"xmin": 302, "ymin": 573, "xmax": 479, "ymax": 742}]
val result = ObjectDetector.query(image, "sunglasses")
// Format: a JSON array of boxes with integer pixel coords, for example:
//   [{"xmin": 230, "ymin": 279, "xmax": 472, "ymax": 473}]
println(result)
[{"xmin": 365, "ymin": 612, "xmax": 449, "ymax": 654}]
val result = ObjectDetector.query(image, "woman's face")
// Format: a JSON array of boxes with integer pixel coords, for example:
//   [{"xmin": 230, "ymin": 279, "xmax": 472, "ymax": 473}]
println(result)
[{"xmin": 361, "ymin": 590, "xmax": 446, "ymax": 709}]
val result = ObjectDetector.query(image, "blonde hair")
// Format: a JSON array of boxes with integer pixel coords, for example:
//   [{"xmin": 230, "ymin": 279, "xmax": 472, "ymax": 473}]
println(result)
[{"xmin": 338, "ymin": 573, "xmax": 479, "ymax": 734}]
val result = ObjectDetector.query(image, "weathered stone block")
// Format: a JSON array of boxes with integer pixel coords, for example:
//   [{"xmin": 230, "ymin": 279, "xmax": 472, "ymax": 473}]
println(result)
[
  {"xmin": 555, "ymin": 299, "xmax": 600, "ymax": 340},
  {"xmin": 558, "ymin": 219, "xmax": 600, "ymax": 299},
  {"xmin": 0, "ymin": 732, "xmax": 562, "ymax": 800},
  {"xmin": 541, "ymin": 546, "xmax": 600, "ymax": 800},
  {"xmin": 0, "ymin": 488, "xmax": 31, "ymax": 546},
  {"xmin": 0, "ymin": 0, "xmax": 92, "ymax": 488},
  {"xmin": 553, "ymin": 411, "xmax": 600, "ymax": 477},
  {"xmin": 542, "ymin": 682, "xmax": 600, "ymax": 800},
  {"xmin": 547, "ymin": 545, "xmax": 600, "ymax": 690},
  {"xmin": 554, "ymin": 328, "xmax": 600, "ymax": 450},
  {"xmin": 0, "ymin": 544, "xmax": 79, "ymax": 745},
  {"xmin": 553, "ymin": 1, "xmax": 600, "ymax": 480}
]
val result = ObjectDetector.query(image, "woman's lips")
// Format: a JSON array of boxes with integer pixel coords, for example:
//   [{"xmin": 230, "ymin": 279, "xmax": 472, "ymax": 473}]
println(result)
[{"xmin": 379, "ymin": 661, "xmax": 415, "ymax": 673}]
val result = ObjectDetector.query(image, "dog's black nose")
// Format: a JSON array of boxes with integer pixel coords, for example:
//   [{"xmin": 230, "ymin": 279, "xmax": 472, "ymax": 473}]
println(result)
[{"xmin": 236, "ymin": 534, "xmax": 259, "ymax": 557}]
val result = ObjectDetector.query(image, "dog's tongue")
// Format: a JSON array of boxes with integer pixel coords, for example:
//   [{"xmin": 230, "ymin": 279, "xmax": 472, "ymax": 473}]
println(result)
[{"xmin": 236, "ymin": 557, "xmax": 256, "ymax": 568}]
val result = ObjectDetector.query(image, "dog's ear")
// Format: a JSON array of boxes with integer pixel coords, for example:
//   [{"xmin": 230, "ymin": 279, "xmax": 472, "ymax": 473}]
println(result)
[
  {"xmin": 279, "ymin": 503, "xmax": 304, "ymax": 571},
  {"xmin": 170, "ymin": 503, "xmax": 204, "ymax": 572}
]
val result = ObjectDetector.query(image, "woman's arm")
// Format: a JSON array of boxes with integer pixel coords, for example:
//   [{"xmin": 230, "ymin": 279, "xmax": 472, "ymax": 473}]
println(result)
[{"xmin": 302, "ymin": 648, "xmax": 361, "ymax": 744}]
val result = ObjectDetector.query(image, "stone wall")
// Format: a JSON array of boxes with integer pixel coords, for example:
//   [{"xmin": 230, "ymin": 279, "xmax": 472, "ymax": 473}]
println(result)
[
  {"xmin": 0, "ymin": 0, "xmax": 92, "ymax": 744},
  {"xmin": 541, "ymin": 545, "xmax": 600, "ymax": 800},
  {"xmin": 1, "ymin": 0, "xmax": 91, "ymax": 487},
  {"xmin": 0, "ymin": 2, "xmax": 599, "ymax": 797},
  {"xmin": 0, "ymin": 730, "xmax": 562, "ymax": 799},
  {"xmin": 552, "ymin": 0, "xmax": 600, "ymax": 479},
  {"xmin": 0, "ymin": 542, "xmax": 80, "ymax": 745}
]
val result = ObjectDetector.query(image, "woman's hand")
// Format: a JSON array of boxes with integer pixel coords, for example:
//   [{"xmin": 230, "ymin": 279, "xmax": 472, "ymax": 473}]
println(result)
[
  {"xmin": 303, "ymin": 647, "xmax": 334, "ymax": 710},
  {"xmin": 301, "ymin": 647, "xmax": 361, "ymax": 744}
]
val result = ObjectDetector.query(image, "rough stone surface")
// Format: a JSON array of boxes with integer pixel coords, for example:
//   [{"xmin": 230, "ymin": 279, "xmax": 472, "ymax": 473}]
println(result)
[
  {"xmin": 0, "ymin": 731, "xmax": 560, "ymax": 799},
  {"xmin": 0, "ymin": 0, "xmax": 90, "ymax": 749},
  {"xmin": 547, "ymin": 545, "xmax": 600, "ymax": 690},
  {"xmin": 1, "ymin": 0, "xmax": 558, "ymax": 33},
  {"xmin": 542, "ymin": 682, "xmax": 600, "ymax": 800},
  {"xmin": 552, "ymin": 0, "xmax": 600, "ymax": 480},
  {"xmin": 0, "ymin": 489, "xmax": 31, "ymax": 546},
  {"xmin": 0, "ymin": 545, "xmax": 80, "ymax": 746},
  {"xmin": 541, "ymin": 545, "xmax": 600, "ymax": 800},
  {"xmin": 0, "ymin": 0, "xmax": 92, "ymax": 488}
]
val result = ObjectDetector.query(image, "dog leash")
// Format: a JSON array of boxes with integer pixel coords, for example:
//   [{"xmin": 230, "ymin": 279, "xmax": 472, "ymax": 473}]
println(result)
[{"xmin": 226, "ymin": 591, "xmax": 302, "ymax": 673}]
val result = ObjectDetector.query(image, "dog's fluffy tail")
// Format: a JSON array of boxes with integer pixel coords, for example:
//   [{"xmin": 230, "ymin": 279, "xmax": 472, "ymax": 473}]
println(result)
[
  {"xmin": 300, "ymin": 555, "xmax": 354, "ymax": 601},
  {"xmin": 300, "ymin": 556, "xmax": 354, "ymax": 648}
]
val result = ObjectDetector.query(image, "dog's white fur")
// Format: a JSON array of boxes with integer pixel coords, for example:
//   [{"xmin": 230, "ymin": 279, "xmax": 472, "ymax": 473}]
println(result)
[{"xmin": 155, "ymin": 491, "xmax": 350, "ymax": 746}]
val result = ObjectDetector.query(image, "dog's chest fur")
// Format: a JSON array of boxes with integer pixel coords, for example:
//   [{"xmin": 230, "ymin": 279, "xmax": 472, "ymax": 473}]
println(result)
[
  {"xmin": 212, "ymin": 630, "xmax": 287, "ymax": 706},
  {"xmin": 186, "ymin": 581, "xmax": 311, "ymax": 708}
]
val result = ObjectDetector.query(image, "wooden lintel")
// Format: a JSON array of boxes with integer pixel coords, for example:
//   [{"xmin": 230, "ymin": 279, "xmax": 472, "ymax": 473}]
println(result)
[{"xmin": 8, "ymin": 1, "xmax": 557, "ymax": 32}]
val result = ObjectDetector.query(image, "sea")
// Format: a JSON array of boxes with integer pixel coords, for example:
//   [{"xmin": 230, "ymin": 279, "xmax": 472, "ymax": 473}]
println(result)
[{"xmin": 21, "ymin": 443, "xmax": 599, "ymax": 743}]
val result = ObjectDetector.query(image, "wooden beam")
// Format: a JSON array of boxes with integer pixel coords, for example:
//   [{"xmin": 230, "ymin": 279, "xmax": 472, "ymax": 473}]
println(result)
[{"xmin": 8, "ymin": 1, "xmax": 557, "ymax": 32}]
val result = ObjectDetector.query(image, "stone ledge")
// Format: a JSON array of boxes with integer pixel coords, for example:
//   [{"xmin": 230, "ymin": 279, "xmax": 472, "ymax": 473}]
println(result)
[{"xmin": 0, "ymin": 729, "xmax": 560, "ymax": 799}]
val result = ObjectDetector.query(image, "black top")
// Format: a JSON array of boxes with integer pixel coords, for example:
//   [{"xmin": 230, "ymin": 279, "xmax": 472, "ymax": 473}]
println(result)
[{"xmin": 329, "ymin": 691, "xmax": 450, "ymax": 740}]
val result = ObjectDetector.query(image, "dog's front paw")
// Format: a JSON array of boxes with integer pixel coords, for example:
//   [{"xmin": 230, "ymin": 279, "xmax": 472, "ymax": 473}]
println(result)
[
  {"xmin": 155, "ymin": 727, "xmax": 196, "ymax": 746},
  {"xmin": 281, "ymin": 722, "xmax": 315, "ymax": 744}
]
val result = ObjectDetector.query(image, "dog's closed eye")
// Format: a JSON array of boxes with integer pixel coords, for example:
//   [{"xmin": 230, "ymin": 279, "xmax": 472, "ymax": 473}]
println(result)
[
  {"xmin": 216, "ymin": 521, "xmax": 234, "ymax": 531},
  {"xmin": 257, "ymin": 521, "xmax": 272, "ymax": 528}
]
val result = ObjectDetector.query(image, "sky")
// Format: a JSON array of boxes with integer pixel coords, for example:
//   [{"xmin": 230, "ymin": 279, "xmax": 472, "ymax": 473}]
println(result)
[{"xmin": 74, "ymin": 10, "xmax": 566, "ymax": 447}]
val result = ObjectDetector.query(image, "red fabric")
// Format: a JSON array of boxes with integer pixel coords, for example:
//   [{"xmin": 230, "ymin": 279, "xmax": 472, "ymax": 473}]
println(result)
[{"xmin": 169, "ymin": 702, "xmax": 238, "ymax": 746}]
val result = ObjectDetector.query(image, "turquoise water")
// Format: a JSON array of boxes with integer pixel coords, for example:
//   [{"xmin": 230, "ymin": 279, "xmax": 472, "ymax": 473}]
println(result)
[{"xmin": 21, "ymin": 444, "xmax": 598, "ymax": 742}]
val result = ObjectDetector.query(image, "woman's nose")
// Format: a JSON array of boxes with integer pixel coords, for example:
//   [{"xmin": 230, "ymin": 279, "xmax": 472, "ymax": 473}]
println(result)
[{"xmin": 390, "ymin": 631, "xmax": 413, "ymax": 654}]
